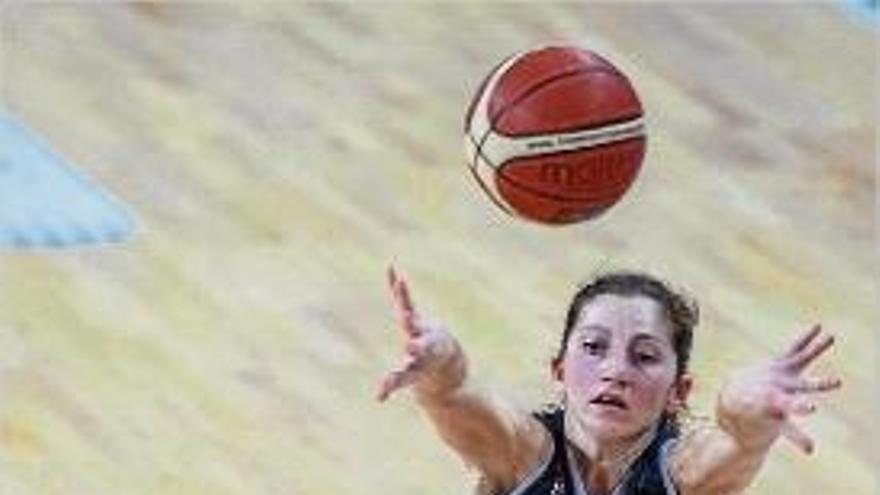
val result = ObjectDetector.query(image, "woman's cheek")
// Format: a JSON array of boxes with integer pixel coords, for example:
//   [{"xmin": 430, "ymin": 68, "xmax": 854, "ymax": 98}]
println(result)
[
  {"xmin": 564, "ymin": 358, "xmax": 601, "ymax": 393},
  {"xmin": 632, "ymin": 370, "xmax": 675, "ymax": 410}
]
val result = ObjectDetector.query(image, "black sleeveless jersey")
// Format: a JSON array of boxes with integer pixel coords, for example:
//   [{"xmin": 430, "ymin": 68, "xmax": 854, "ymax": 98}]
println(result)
[{"xmin": 507, "ymin": 407, "xmax": 680, "ymax": 495}]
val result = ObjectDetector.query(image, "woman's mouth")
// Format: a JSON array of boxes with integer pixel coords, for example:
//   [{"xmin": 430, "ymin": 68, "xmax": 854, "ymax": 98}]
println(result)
[{"xmin": 590, "ymin": 392, "xmax": 628, "ymax": 410}]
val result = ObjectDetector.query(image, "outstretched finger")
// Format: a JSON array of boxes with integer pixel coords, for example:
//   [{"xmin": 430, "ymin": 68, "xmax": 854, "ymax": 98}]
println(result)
[
  {"xmin": 387, "ymin": 266, "xmax": 414, "ymax": 313},
  {"xmin": 780, "ymin": 420, "xmax": 815, "ymax": 455},
  {"xmin": 782, "ymin": 324, "xmax": 822, "ymax": 359},
  {"xmin": 787, "ymin": 333, "xmax": 835, "ymax": 372},
  {"xmin": 785, "ymin": 376, "xmax": 843, "ymax": 394},
  {"xmin": 788, "ymin": 397, "xmax": 817, "ymax": 416},
  {"xmin": 376, "ymin": 355, "xmax": 420, "ymax": 402},
  {"xmin": 387, "ymin": 265, "xmax": 420, "ymax": 337}
]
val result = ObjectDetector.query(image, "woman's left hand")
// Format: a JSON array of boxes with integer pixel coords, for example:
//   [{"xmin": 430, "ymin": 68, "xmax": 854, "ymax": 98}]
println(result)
[{"xmin": 717, "ymin": 324, "xmax": 842, "ymax": 454}]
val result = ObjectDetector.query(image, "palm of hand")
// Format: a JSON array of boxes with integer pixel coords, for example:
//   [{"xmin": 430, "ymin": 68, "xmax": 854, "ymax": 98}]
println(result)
[
  {"xmin": 719, "ymin": 325, "xmax": 841, "ymax": 454},
  {"xmin": 377, "ymin": 266, "xmax": 457, "ymax": 402}
]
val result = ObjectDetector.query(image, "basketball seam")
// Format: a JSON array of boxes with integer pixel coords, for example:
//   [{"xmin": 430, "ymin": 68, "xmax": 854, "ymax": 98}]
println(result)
[
  {"xmin": 466, "ymin": 132, "xmax": 514, "ymax": 215},
  {"xmin": 466, "ymin": 59, "xmax": 642, "ymax": 219},
  {"xmin": 470, "ymin": 125, "xmax": 642, "ymax": 207},
  {"xmin": 494, "ymin": 136, "xmax": 644, "ymax": 201},
  {"xmin": 496, "ymin": 170, "xmax": 636, "ymax": 203},
  {"xmin": 500, "ymin": 134, "xmax": 646, "ymax": 161},
  {"xmin": 496, "ymin": 113, "xmax": 645, "ymax": 140},
  {"xmin": 489, "ymin": 67, "xmax": 641, "ymax": 138},
  {"xmin": 464, "ymin": 54, "xmax": 516, "ymax": 133},
  {"xmin": 471, "ymin": 67, "xmax": 640, "ymax": 177}
]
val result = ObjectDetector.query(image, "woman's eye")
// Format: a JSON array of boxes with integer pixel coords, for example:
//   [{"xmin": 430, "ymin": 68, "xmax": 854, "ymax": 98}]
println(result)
[
  {"xmin": 582, "ymin": 341, "xmax": 604, "ymax": 354},
  {"xmin": 634, "ymin": 352, "xmax": 659, "ymax": 364}
]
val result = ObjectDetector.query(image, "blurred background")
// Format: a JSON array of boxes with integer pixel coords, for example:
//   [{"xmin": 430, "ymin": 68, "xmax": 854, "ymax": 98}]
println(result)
[{"xmin": 0, "ymin": 2, "xmax": 876, "ymax": 494}]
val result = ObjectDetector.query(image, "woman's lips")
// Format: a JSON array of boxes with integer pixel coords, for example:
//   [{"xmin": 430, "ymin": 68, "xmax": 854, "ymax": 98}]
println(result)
[{"xmin": 590, "ymin": 392, "xmax": 628, "ymax": 410}]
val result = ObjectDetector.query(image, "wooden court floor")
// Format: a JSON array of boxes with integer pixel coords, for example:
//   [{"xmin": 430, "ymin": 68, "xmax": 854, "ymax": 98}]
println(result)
[{"xmin": 0, "ymin": 3, "xmax": 876, "ymax": 494}]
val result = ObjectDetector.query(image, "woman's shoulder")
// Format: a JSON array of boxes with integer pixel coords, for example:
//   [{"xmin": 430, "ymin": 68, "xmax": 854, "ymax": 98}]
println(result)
[{"xmin": 474, "ymin": 404, "xmax": 560, "ymax": 495}]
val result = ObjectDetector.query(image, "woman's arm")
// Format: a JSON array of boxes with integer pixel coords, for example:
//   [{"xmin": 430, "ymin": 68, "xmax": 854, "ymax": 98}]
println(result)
[
  {"xmin": 377, "ymin": 267, "xmax": 548, "ymax": 489},
  {"xmin": 670, "ymin": 325, "xmax": 842, "ymax": 495}
]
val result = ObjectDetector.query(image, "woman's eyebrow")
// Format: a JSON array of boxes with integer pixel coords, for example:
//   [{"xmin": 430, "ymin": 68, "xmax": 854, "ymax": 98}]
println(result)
[
  {"xmin": 631, "ymin": 333, "xmax": 669, "ymax": 346},
  {"xmin": 574, "ymin": 324, "xmax": 611, "ymax": 335}
]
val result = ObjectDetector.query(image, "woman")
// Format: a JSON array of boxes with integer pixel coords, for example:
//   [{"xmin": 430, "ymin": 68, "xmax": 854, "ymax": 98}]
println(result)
[{"xmin": 377, "ymin": 267, "xmax": 841, "ymax": 495}]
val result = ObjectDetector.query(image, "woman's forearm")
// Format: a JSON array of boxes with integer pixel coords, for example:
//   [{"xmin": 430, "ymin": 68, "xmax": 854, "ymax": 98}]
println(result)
[
  {"xmin": 673, "ymin": 361, "xmax": 811, "ymax": 494},
  {"xmin": 379, "ymin": 267, "xmax": 545, "ymax": 485},
  {"xmin": 412, "ymin": 338, "xmax": 543, "ymax": 486},
  {"xmin": 411, "ymin": 338, "xmax": 506, "ymax": 461},
  {"xmin": 671, "ymin": 373, "xmax": 786, "ymax": 495},
  {"xmin": 672, "ymin": 422, "xmax": 771, "ymax": 495}
]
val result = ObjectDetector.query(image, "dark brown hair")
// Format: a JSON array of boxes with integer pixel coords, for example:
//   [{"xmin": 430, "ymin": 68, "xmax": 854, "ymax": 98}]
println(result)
[{"xmin": 555, "ymin": 271, "xmax": 699, "ymax": 376}]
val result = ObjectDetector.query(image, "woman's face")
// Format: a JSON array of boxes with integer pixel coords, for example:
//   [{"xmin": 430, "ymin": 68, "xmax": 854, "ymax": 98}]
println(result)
[{"xmin": 555, "ymin": 294, "xmax": 687, "ymax": 442}]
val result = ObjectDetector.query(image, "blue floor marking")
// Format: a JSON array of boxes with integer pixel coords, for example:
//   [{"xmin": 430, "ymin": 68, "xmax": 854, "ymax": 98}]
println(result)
[{"xmin": 0, "ymin": 112, "xmax": 136, "ymax": 249}]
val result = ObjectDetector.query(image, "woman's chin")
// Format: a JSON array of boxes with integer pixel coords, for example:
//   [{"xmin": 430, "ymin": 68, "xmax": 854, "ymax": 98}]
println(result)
[{"xmin": 582, "ymin": 410, "xmax": 644, "ymax": 441}]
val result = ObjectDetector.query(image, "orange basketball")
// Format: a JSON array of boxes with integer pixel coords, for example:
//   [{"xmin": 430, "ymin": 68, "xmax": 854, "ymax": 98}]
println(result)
[{"xmin": 464, "ymin": 46, "xmax": 646, "ymax": 225}]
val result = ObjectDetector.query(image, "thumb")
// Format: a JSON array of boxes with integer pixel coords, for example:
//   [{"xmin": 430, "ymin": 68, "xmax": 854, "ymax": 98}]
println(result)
[{"xmin": 376, "ymin": 354, "xmax": 420, "ymax": 402}]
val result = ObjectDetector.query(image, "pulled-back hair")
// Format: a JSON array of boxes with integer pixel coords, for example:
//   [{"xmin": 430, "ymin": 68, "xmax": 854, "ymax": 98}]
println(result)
[{"xmin": 555, "ymin": 271, "xmax": 699, "ymax": 377}]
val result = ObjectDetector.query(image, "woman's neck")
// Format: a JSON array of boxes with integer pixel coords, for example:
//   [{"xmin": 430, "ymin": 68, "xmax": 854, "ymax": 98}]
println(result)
[{"xmin": 564, "ymin": 415, "xmax": 659, "ymax": 494}]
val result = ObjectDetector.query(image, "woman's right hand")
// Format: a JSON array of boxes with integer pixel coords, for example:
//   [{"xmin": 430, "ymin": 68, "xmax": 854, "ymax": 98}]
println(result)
[
  {"xmin": 376, "ymin": 266, "xmax": 542, "ymax": 490},
  {"xmin": 376, "ymin": 265, "xmax": 464, "ymax": 402}
]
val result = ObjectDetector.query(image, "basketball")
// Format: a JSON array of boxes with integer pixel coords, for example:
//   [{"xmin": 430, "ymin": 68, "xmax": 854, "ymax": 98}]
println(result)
[{"xmin": 464, "ymin": 46, "xmax": 646, "ymax": 225}]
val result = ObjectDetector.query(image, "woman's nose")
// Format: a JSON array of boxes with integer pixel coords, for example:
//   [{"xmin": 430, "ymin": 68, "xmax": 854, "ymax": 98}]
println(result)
[{"xmin": 600, "ymin": 353, "xmax": 633, "ymax": 384}]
